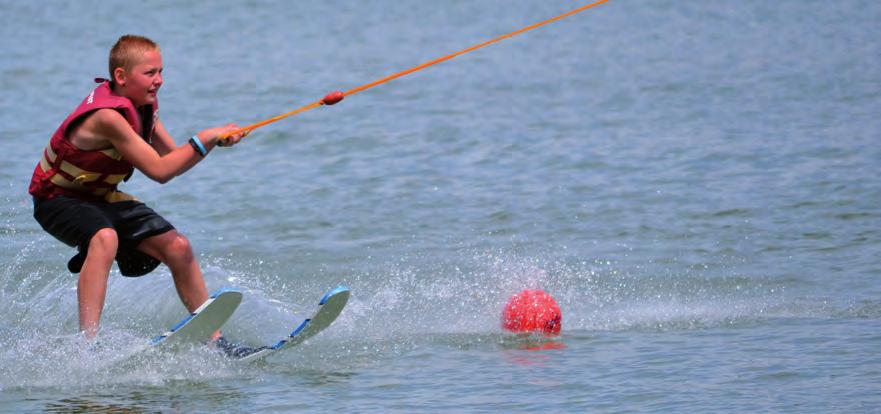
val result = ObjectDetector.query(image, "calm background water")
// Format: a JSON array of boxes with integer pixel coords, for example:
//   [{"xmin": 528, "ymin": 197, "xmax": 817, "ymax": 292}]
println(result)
[{"xmin": 2, "ymin": 0, "xmax": 880, "ymax": 412}]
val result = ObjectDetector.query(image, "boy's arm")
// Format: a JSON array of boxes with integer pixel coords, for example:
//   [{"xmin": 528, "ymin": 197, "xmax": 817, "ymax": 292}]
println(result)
[
  {"xmin": 150, "ymin": 118, "xmax": 177, "ymax": 156},
  {"xmin": 90, "ymin": 109, "xmax": 240, "ymax": 183}
]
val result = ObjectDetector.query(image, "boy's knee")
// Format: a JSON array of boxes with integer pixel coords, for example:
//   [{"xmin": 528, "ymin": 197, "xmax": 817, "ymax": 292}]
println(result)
[
  {"xmin": 165, "ymin": 233, "xmax": 194, "ymax": 262},
  {"xmin": 89, "ymin": 228, "xmax": 119, "ymax": 252}
]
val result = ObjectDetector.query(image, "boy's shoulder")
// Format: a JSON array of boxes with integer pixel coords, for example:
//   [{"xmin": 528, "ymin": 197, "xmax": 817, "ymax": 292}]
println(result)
[{"xmin": 69, "ymin": 108, "xmax": 136, "ymax": 150}]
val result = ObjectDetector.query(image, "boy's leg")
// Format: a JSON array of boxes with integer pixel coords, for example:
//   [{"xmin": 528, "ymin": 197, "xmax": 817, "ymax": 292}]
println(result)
[
  {"xmin": 78, "ymin": 228, "xmax": 119, "ymax": 337},
  {"xmin": 136, "ymin": 230, "xmax": 219, "ymax": 340}
]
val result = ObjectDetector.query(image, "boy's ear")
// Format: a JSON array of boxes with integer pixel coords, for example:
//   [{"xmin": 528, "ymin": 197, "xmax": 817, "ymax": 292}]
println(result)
[{"xmin": 113, "ymin": 67, "xmax": 126, "ymax": 86}]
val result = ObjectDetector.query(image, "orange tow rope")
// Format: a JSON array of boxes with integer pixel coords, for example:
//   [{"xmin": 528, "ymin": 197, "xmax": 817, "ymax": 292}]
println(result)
[{"xmin": 222, "ymin": 0, "xmax": 611, "ymax": 139}]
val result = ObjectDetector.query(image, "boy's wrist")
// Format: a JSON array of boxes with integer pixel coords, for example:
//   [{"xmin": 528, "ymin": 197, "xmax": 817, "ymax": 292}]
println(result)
[{"xmin": 189, "ymin": 135, "xmax": 208, "ymax": 157}]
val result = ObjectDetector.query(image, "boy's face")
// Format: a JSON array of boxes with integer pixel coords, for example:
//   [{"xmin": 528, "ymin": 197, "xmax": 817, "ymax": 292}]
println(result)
[{"xmin": 117, "ymin": 49, "xmax": 163, "ymax": 107}]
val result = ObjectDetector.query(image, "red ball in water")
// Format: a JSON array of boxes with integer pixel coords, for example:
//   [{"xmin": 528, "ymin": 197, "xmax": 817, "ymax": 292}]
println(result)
[{"xmin": 501, "ymin": 289, "xmax": 562, "ymax": 335}]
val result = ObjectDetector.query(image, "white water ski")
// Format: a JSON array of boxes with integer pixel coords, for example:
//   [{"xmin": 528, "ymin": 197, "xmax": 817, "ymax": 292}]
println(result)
[
  {"xmin": 150, "ymin": 288, "xmax": 242, "ymax": 349},
  {"xmin": 101, "ymin": 288, "xmax": 241, "ymax": 369},
  {"xmin": 231, "ymin": 285, "xmax": 350, "ymax": 362}
]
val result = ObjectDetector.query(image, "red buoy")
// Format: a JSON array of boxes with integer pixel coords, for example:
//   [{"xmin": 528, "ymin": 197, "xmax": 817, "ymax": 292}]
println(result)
[
  {"xmin": 501, "ymin": 289, "xmax": 562, "ymax": 336},
  {"xmin": 321, "ymin": 90, "xmax": 345, "ymax": 105}
]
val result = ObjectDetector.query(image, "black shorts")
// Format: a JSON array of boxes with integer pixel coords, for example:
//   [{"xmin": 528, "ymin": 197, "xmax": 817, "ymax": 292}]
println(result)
[{"xmin": 33, "ymin": 196, "xmax": 175, "ymax": 277}]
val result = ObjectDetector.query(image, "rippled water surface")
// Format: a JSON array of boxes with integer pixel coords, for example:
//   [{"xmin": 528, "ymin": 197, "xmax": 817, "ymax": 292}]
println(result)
[{"xmin": 1, "ymin": 0, "xmax": 880, "ymax": 412}]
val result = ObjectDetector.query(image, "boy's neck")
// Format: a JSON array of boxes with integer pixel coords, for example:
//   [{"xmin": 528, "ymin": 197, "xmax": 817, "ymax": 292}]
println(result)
[{"xmin": 108, "ymin": 82, "xmax": 140, "ymax": 107}]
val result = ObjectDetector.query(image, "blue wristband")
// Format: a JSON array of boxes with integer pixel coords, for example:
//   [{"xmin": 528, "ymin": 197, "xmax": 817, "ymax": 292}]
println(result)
[{"xmin": 189, "ymin": 135, "xmax": 208, "ymax": 157}]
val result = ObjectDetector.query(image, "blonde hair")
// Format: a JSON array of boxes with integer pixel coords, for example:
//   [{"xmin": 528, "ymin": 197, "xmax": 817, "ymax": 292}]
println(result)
[{"xmin": 108, "ymin": 35, "xmax": 160, "ymax": 78}]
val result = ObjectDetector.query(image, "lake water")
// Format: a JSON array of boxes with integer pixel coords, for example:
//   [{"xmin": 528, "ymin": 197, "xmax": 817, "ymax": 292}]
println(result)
[{"xmin": 1, "ymin": 0, "xmax": 880, "ymax": 412}]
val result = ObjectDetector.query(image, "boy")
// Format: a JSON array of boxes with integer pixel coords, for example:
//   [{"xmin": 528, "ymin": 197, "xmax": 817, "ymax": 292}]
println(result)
[{"xmin": 29, "ymin": 34, "xmax": 246, "ymax": 346}]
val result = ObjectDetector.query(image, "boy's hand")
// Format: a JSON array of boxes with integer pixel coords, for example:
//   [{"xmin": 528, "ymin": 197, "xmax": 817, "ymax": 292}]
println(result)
[{"xmin": 203, "ymin": 124, "xmax": 248, "ymax": 148}]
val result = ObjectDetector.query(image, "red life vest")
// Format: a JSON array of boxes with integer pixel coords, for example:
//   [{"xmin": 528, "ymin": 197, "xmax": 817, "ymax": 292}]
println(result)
[{"xmin": 29, "ymin": 79, "xmax": 157, "ymax": 203}]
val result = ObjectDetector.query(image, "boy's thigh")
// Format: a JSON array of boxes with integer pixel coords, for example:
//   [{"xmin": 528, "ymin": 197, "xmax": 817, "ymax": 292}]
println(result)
[
  {"xmin": 109, "ymin": 201, "xmax": 175, "ymax": 244},
  {"xmin": 33, "ymin": 197, "xmax": 114, "ymax": 249}
]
